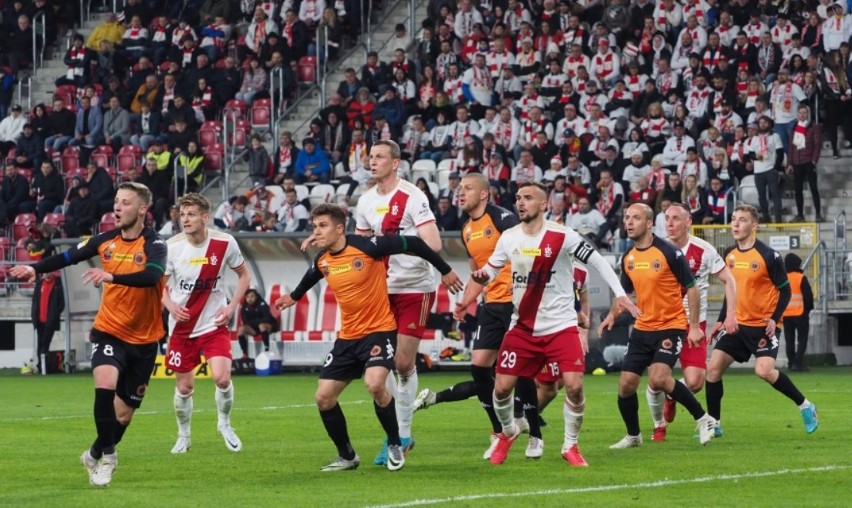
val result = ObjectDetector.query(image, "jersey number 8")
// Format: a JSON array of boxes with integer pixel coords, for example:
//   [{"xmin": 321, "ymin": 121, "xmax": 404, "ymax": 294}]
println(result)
[{"xmin": 92, "ymin": 343, "xmax": 114, "ymax": 357}]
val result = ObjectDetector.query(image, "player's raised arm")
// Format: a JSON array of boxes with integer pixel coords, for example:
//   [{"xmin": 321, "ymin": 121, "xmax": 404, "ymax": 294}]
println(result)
[
  {"xmin": 9, "ymin": 234, "xmax": 104, "ymax": 282},
  {"xmin": 574, "ymin": 237, "xmax": 640, "ymax": 319},
  {"xmin": 364, "ymin": 235, "xmax": 463, "ymax": 294}
]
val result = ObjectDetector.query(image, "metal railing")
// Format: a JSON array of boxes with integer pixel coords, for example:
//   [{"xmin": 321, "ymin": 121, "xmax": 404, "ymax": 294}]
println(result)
[
  {"xmin": 223, "ymin": 147, "xmax": 250, "ymax": 202},
  {"xmin": 832, "ymin": 210, "xmax": 847, "ymax": 251},
  {"xmin": 17, "ymin": 74, "xmax": 32, "ymax": 110},
  {"xmin": 32, "ymin": 11, "xmax": 46, "ymax": 76}
]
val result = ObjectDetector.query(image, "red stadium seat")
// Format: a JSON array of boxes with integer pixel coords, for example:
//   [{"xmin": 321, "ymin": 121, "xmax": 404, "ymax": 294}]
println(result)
[
  {"xmin": 117, "ymin": 145, "xmax": 142, "ymax": 173},
  {"xmin": 251, "ymin": 99, "xmax": 271, "ymax": 131},
  {"xmin": 298, "ymin": 57, "xmax": 317, "ymax": 85},
  {"xmin": 61, "ymin": 146, "xmax": 79, "ymax": 173},
  {"xmin": 279, "ymin": 288, "xmax": 314, "ymax": 341},
  {"xmin": 224, "ymin": 99, "xmax": 247, "ymax": 117},
  {"xmin": 198, "ymin": 121, "xmax": 222, "ymax": 147},
  {"xmin": 44, "ymin": 213, "xmax": 66, "ymax": 230},
  {"xmin": 98, "ymin": 212, "xmax": 116, "ymax": 233},
  {"xmin": 12, "ymin": 214, "xmax": 36, "ymax": 241}
]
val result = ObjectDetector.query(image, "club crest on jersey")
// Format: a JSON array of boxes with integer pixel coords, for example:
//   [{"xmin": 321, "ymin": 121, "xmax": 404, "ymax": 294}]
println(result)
[
  {"xmin": 210, "ymin": 255, "xmax": 219, "ymax": 266},
  {"xmin": 134, "ymin": 252, "xmax": 145, "ymax": 265},
  {"xmin": 484, "ymin": 226, "xmax": 494, "ymax": 238},
  {"xmin": 391, "ymin": 204, "xmax": 399, "ymax": 216},
  {"xmin": 352, "ymin": 257, "xmax": 364, "ymax": 270},
  {"xmin": 319, "ymin": 260, "xmax": 330, "ymax": 276},
  {"xmin": 750, "ymin": 261, "xmax": 760, "ymax": 271},
  {"xmin": 651, "ymin": 259, "xmax": 662, "ymax": 271},
  {"xmin": 626, "ymin": 255, "xmax": 635, "ymax": 271},
  {"xmin": 136, "ymin": 383, "xmax": 148, "ymax": 397},
  {"xmin": 758, "ymin": 338, "xmax": 767, "ymax": 348},
  {"xmin": 661, "ymin": 339, "xmax": 673, "ymax": 349},
  {"xmin": 688, "ymin": 257, "xmax": 697, "ymax": 269},
  {"xmin": 370, "ymin": 345, "xmax": 382, "ymax": 356},
  {"xmin": 544, "ymin": 245, "xmax": 553, "ymax": 258},
  {"xmin": 103, "ymin": 249, "xmax": 113, "ymax": 261}
]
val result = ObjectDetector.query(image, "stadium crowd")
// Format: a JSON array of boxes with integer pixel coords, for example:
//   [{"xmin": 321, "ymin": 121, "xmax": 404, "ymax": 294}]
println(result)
[{"xmin": 0, "ymin": 0, "xmax": 840, "ymax": 265}]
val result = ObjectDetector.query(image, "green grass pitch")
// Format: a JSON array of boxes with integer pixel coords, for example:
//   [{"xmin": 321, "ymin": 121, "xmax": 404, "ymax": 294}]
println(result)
[{"xmin": 1, "ymin": 369, "xmax": 850, "ymax": 507}]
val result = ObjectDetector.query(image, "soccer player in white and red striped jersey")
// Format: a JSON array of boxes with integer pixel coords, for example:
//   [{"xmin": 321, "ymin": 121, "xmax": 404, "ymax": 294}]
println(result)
[
  {"xmin": 646, "ymin": 202, "xmax": 739, "ymax": 441},
  {"xmin": 355, "ymin": 140, "xmax": 443, "ymax": 464},
  {"xmin": 162, "ymin": 193, "xmax": 252, "ymax": 454},
  {"xmin": 471, "ymin": 183, "xmax": 639, "ymax": 467}
]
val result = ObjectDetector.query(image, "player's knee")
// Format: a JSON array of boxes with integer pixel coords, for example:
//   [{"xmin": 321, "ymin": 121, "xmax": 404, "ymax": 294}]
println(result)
[
  {"xmin": 315, "ymin": 391, "xmax": 337, "ymax": 411},
  {"xmin": 647, "ymin": 372, "xmax": 669, "ymax": 391},
  {"xmin": 493, "ymin": 380, "xmax": 513, "ymax": 400},
  {"xmin": 754, "ymin": 363, "xmax": 775, "ymax": 381},
  {"xmin": 214, "ymin": 375, "xmax": 231, "ymax": 390},
  {"xmin": 176, "ymin": 383, "xmax": 194, "ymax": 396},
  {"xmin": 564, "ymin": 383, "xmax": 583, "ymax": 402},
  {"xmin": 686, "ymin": 377, "xmax": 705, "ymax": 393},
  {"xmin": 364, "ymin": 379, "xmax": 386, "ymax": 400}
]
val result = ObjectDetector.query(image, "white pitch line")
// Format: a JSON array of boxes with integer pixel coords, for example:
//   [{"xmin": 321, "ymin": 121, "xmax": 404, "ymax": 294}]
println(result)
[
  {"xmin": 0, "ymin": 400, "xmax": 368, "ymax": 422},
  {"xmin": 365, "ymin": 465, "xmax": 851, "ymax": 508}
]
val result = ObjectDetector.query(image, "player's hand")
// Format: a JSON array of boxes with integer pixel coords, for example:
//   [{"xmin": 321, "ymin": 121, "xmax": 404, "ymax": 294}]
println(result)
[
  {"xmin": 597, "ymin": 312, "xmax": 615, "ymax": 337},
  {"xmin": 708, "ymin": 321, "xmax": 723, "ymax": 344},
  {"xmin": 452, "ymin": 301, "xmax": 468, "ymax": 321},
  {"xmin": 763, "ymin": 318, "xmax": 776, "ymax": 339},
  {"xmin": 577, "ymin": 310, "xmax": 589, "ymax": 330},
  {"xmin": 442, "ymin": 270, "xmax": 464, "ymax": 294},
  {"xmin": 687, "ymin": 325, "xmax": 705, "ymax": 347},
  {"xmin": 723, "ymin": 312, "xmax": 739, "ymax": 335},
  {"xmin": 213, "ymin": 303, "xmax": 237, "ymax": 327},
  {"xmin": 82, "ymin": 268, "xmax": 113, "ymax": 287},
  {"xmin": 470, "ymin": 268, "xmax": 490, "ymax": 285},
  {"xmin": 168, "ymin": 302, "xmax": 191, "ymax": 322},
  {"xmin": 275, "ymin": 294, "xmax": 296, "ymax": 310},
  {"xmin": 299, "ymin": 233, "xmax": 317, "ymax": 252},
  {"xmin": 613, "ymin": 295, "xmax": 641, "ymax": 318},
  {"xmin": 9, "ymin": 265, "xmax": 36, "ymax": 283},
  {"xmin": 579, "ymin": 328, "xmax": 589, "ymax": 354}
]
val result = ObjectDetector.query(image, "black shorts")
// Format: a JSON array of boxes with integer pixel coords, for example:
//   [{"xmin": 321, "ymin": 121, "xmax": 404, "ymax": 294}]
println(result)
[
  {"xmin": 473, "ymin": 302, "xmax": 513, "ymax": 351},
  {"xmin": 90, "ymin": 329, "xmax": 159, "ymax": 409},
  {"xmin": 244, "ymin": 318, "xmax": 279, "ymax": 333},
  {"xmin": 622, "ymin": 328, "xmax": 685, "ymax": 375},
  {"xmin": 714, "ymin": 324, "xmax": 780, "ymax": 363},
  {"xmin": 319, "ymin": 331, "xmax": 397, "ymax": 381}
]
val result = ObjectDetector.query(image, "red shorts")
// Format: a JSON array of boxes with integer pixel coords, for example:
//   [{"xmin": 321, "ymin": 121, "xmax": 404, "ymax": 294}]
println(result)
[
  {"xmin": 534, "ymin": 361, "xmax": 561, "ymax": 385},
  {"xmin": 389, "ymin": 292, "xmax": 436, "ymax": 339},
  {"xmin": 166, "ymin": 327, "xmax": 232, "ymax": 373},
  {"xmin": 496, "ymin": 326, "xmax": 584, "ymax": 378},
  {"xmin": 679, "ymin": 321, "xmax": 708, "ymax": 370}
]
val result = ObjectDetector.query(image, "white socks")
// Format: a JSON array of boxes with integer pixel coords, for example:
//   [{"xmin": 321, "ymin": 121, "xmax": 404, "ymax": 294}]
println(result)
[
  {"xmin": 563, "ymin": 397, "xmax": 585, "ymax": 448},
  {"xmin": 215, "ymin": 381, "xmax": 234, "ymax": 429},
  {"xmin": 396, "ymin": 369, "xmax": 417, "ymax": 438},
  {"xmin": 646, "ymin": 386, "xmax": 665, "ymax": 428},
  {"xmin": 492, "ymin": 391, "xmax": 515, "ymax": 436},
  {"xmin": 174, "ymin": 388, "xmax": 193, "ymax": 437}
]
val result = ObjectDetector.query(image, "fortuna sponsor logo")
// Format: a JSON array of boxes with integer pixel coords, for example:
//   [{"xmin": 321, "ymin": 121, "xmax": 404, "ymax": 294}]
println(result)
[
  {"xmin": 376, "ymin": 205, "xmax": 390, "ymax": 214},
  {"xmin": 512, "ymin": 270, "xmax": 556, "ymax": 285},
  {"xmin": 189, "ymin": 257, "xmax": 210, "ymax": 265},
  {"xmin": 469, "ymin": 231, "xmax": 484, "ymax": 241},
  {"xmin": 520, "ymin": 247, "xmax": 542, "ymax": 256},
  {"xmin": 329, "ymin": 265, "xmax": 352, "ymax": 275},
  {"xmin": 179, "ymin": 276, "xmax": 222, "ymax": 292}
]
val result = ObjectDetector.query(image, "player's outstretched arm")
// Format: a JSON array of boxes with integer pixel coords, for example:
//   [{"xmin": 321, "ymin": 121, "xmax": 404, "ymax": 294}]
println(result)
[
  {"xmin": 10, "ymin": 234, "xmax": 105, "ymax": 282},
  {"xmin": 373, "ymin": 235, "xmax": 464, "ymax": 293},
  {"xmin": 285, "ymin": 262, "xmax": 324, "ymax": 306},
  {"xmin": 584, "ymin": 249, "xmax": 640, "ymax": 318}
]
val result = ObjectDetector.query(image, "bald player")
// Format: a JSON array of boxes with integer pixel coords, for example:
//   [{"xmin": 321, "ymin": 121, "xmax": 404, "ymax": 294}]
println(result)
[{"xmin": 601, "ymin": 203, "xmax": 718, "ymax": 448}]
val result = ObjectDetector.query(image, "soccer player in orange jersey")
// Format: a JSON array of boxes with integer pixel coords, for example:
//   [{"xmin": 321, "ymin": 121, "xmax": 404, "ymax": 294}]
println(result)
[
  {"xmin": 705, "ymin": 205, "xmax": 819, "ymax": 435},
  {"xmin": 277, "ymin": 204, "xmax": 463, "ymax": 472},
  {"xmin": 646, "ymin": 202, "xmax": 739, "ymax": 441},
  {"xmin": 11, "ymin": 182, "xmax": 167, "ymax": 487},
  {"xmin": 600, "ymin": 203, "xmax": 718, "ymax": 448}
]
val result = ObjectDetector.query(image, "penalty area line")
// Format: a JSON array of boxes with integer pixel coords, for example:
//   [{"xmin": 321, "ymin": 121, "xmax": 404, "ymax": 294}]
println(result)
[{"xmin": 365, "ymin": 465, "xmax": 851, "ymax": 508}]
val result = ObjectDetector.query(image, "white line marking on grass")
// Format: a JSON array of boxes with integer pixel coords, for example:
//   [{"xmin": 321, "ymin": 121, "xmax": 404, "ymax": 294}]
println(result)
[
  {"xmin": 365, "ymin": 465, "xmax": 851, "ymax": 508},
  {"xmin": 1, "ymin": 400, "xmax": 368, "ymax": 422}
]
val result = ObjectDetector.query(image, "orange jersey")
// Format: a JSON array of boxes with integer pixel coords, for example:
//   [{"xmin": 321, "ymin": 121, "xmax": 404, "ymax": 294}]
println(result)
[
  {"xmin": 723, "ymin": 240, "xmax": 789, "ymax": 327},
  {"xmin": 621, "ymin": 236, "xmax": 696, "ymax": 331},
  {"xmin": 290, "ymin": 235, "xmax": 452, "ymax": 340},
  {"xmin": 462, "ymin": 203, "xmax": 518, "ymax": 304},
  {"xmin": 35, "ymin": 227, "xmax": 167, "ymax": 345}
]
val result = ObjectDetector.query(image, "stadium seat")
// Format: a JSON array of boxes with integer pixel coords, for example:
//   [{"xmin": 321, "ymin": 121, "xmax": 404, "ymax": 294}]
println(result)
[
  {"xmin": 117, "ymin": 146, "xmax": 141, "ymax": 173},
  {"xmin": 298, "ymin": 56, "xmax": 316, "ymax": 84},
  {"xmin": 12, "ymin": 214, "xmax": 36, "ymax": 241},
  {"xmin": 411, "ymin": 159, "xmax": 436, "ymax": 184},
  {"xmin": 98, "ymin": 212, "xmax": 116, "ymax": 233},
  {"xmin": 0, "ymin": 264, "xmax": 8, "ymax": 296},
  {"xmin": 436, "ymin": 168, "xmax": 450, "ymax": 191},
  {"xmin": 737, "ymin": 175, "xmax": 759, "ymax": 207},
  {"xmin": 64, "ymin": 168, "xmax": 85, "ymax": 190},
  {"xmin": 16, "ymin": 168, "xmax": 32, "ymax": 183},
  {"xmin": 294, "ymin": 184, "xmax": 309, "ymax": 202},
  {"xmin": 90, "ymin": 145, "xmax": 114, "ymax": 168},
  {"xmin": 44, "ymin": 213, "xmax": 66, "ymax": 232},
  {"xmin": 223, "ymin": 99, "xmax": 247, "ymax": 118},
  {"xmin": 436, "ymin": 159, "xmax": 456, "ymax": 173},
  {"xmin": 279, "ymin": 285, "xmax": 316, "ymax": 341},
  {"xmin": 61, "ymin": 146, "xmax": 80, "ymax": 173},
  {"xmin": 309, "ymin": 183, "xmax": 336, "ymax": 207},
  {"xmin": 251, "ymin": 99, "xmax": 272, "ymax": 131},
  {"xmin": 198, "ymin": 121, "xmax": 222, "ymax": 147},
  {"xmin": 427, "ymin": 181, "xmax": 439, "ymax": 198}
]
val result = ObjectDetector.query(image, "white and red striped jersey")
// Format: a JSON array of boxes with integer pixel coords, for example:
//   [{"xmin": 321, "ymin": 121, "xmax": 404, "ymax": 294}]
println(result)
[
  {"xmin": 677, "ymin": 234, "xmax": 726, "ymax": 322},
  {"xmin": 165, "ymin": 230, "xmax": 245, "ymax": 339},
  {"xmin": 355, "ymin": 178, "xmax": 437, "ymax": 294},
  {"xmin": 772, "ymin": 23, "xmax": 798, "ymax": 48},
  {"xmin": 562, "ymin": 53, "xmax": 590, "ymax": 79},
  {"xmin": 482, "ymin": 222, "xmax": 604, "ymax": 335},
  {"xmin": 715, "ymin": 22, "xmax": 739, "ymax": 46},
  {"xmin": 744, "ymin": 21, "xmax": 768, "ymax": 45},
  {"xmin": 487, "ymin": 50, "xmax": 515, "ymax": 79}
]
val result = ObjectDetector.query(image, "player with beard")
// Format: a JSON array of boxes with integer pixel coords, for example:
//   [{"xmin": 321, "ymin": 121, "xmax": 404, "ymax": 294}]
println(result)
[
  {"xmin": 471, "ymin": 183, "xmax": 639, "ymax": 466},
  {"xmin": 413, "ymin": 173, "xmax": 547, "ymax": 459},
  {"xmin": 11, "ymin": 182, "xmax": 167, "ymax": 487}
]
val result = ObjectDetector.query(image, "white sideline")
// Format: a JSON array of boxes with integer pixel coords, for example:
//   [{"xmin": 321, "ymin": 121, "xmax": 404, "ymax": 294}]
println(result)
[
  {"xmin": 365, "ymin": 465, "xmax": 851, "ymax": 508},
  {"xmin": 0, "ymin": 400, "xmax": 368, "ymax": 422}
]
